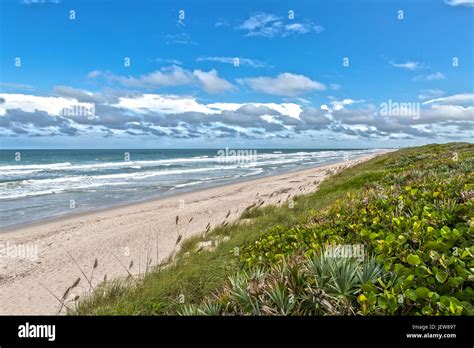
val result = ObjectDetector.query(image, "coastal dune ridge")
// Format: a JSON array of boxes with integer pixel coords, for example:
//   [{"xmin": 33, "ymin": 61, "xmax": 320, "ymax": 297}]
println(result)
[{"xmin": 0, "ymin": 150, "xmax": 388, "ymax": 315}]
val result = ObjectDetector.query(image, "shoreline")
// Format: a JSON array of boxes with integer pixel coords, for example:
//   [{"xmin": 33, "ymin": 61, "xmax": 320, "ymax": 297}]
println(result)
[
  {"xmin": 0, "ymin": 153, "xmax": 379, "ymax": 233},
  {"xmin": 0, "ymin": 150, "xmax": 389, "ymax": 315}
]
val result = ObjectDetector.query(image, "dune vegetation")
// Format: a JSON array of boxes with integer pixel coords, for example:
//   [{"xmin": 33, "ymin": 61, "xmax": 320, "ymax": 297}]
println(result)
[{"xmin": 72, "ymin": 143, "xmax": 473, "ymax": 316}]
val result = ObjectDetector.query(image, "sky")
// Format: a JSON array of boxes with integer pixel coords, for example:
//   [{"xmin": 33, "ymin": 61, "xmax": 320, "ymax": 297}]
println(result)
[{"xmin": 0, "ymin": 0, "xmax": 473, "ymax": 149}]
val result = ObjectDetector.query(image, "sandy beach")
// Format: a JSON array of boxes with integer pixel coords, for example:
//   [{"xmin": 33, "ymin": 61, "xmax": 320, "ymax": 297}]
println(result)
[{"xmin": 0, "ymin": 152, "xmax": 386, "ymax": 315}]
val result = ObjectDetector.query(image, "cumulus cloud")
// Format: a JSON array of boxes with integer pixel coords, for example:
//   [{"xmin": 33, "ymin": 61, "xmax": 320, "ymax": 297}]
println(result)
[
  {"xmin": 1, "ymin": 89, "xmax": 472, "ymax": 141},
  {"xmin": 330, "ymin": 99, "xmax": 365, "ymax": 111},
  {"xmin": 104, "ymin": 66, "xmax": 194, "ymax": 88},
  {"xmin": 317, "ymin": 93, "xmax": 474, "ymax": 140},
  {"xmin": 237, "ymin": 73, "xmax": 326, "ymax": 96},
  {"xmin": 0, "ymin": 91, "xmax": 308, "ymax": 138},
  {"xmin": 207, "ymin": 102, "xmax": 303, "ymax": 119},
  {"xmin": 418, "ymin": 104, "xmax": 473, "ymax": 123},
  {"xmin": 331, "ymin": 105, "xmax": 378, "ymax": 125},
  {"xmin": 296, "ymin": 108, "xmax": 332, "ymax": 131},
  {"xmin": 0, "ymin": 93, "xmax": 95, "ymax": 116},
  {"xmin": 0, "ymin": 108, "xmax": 78, "ymax": 136},
  {"xmin": 91, "ymin": 66, "xmax": 235, "ymax": 94},
  {"xmin": 192, "ymin": 69, "xmax": 236, "ymax": 93},
  {"xmin": 54, "ymin": 85, "xmax": 121, "ymax": 104},
  {"xmin": 115, "ymin": 94, "xmax": 216, "ymax": 115}
]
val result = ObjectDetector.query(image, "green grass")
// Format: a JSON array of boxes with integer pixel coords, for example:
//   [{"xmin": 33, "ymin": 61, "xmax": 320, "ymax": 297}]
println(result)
[{"xmin": 72, "ymin": 142, "xmax": 473, "ymax": 315}]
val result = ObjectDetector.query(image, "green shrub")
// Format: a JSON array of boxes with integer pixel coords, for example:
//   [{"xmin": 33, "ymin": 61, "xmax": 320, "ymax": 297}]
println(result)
[
  {"xmin": 179, "ymin": 253, "xmax": 392, "ymax": 316},
  {"xmin": 236, "ymin": 143, "xmax": 473, "ymax": 315}
]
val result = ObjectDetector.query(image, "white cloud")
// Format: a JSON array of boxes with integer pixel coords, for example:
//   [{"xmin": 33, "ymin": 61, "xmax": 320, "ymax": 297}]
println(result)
[
  {"xmin": 106, "ymin": 66, "xmax": 194, "ymax": 88},
  {"xmin": 330, "ymin": 99, "xmax": 365, "ymax": 111},
  {"xmin": 192, "ymin": 69, "xmax": 236, "ymax": 94},
  {"xmin": 421, "ymin": 104, "xmax": 473, "ymax": 122},
  {"xmin": 0, "ymin": 93, "xmax": 93, "ymax": 116},
  {"xmin": 87, "ymin": 70, "xmax": 102, "ymax": 78},
  {"xmin": 197, "ymin": 56, "xmax": 271, "ymax": 68},
  {"xmin": 0, "ymin": 82, "xmax": 35, "ymax": 91},
  {"xmin": 389, "ymin": 60, "xmax": 424, "ymax": 70},
  {"xmin": 413, "ymin": 72, "xmax": 445, "ymax": 81},
  {"xmin": 92, "ymin": 66, "xmax": 235, "ymax": 94},
  {"xmin": 215, "ymin": 18, "xmax": 230, "ymax": 27},
  {"xmin": 114, "ymin": 94, "xmax": 216, "ymax": 115},
  {"xmin": 237, "ymin": 12, "xmax": 324, "ymax": 38},
  {"xmin": 418, "ymin": 89, "xmax": 444, "ymax": 100},
  {"xmin": 0, "ymin": 93, "xmax": 306, "ymax": 128},
  {"xmin": 237, "ymin": 73, "xmax": 326, "ymax": 96},
  {"xmin": 3, "ymin": 89, "xmax": 472, "ymax": 141},
  {"xmin": 293, "ymin": 97, "xmax": 311, "ymax": 105},
  {"xmin": 207, "ymin": 102, "xmax": 303, "ymax": 119},
  {"xmin": 320, "ymin": 104, "xmax": 330, "ymax": 111},
  {"xmin": 425, "ymin": 72, "xmax": 445, "ymax": 80},
  {"xmin": 285, "ymin": 23, "xmax": 310, "ymax": 34},
  {"xmin": 422, "ymin": 93, "xmax": 474, "ymax": 105},
  {"xmin": 156, "ymin": 58, "xmax": 182, "ymax": 65},
  {"xmin": 239, "ymin": 13, "xmax": 281, "ymax": 32},
  {"xmin": 313, "ymin": 25, "xmax": 324, "ymax": 34},
  {"xmin": 113, "ymin": 95, "xmax": 303, "ymax": 119},
  {"xmin": 444, "ymin": 0, "xmax": 474, "ymax": 6},
  {"xmin": 165, "ymin": 33, "xmax": 197, "ymax": 45}
]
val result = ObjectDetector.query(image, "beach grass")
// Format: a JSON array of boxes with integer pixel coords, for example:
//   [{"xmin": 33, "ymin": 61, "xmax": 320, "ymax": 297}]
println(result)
[{"xmin": 72, "ymin": 142, "xmax": 473, "ymax": 315}]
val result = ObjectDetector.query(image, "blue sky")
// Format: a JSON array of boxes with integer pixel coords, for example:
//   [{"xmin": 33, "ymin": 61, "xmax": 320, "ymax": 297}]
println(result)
[{"xmin": 0, "ymin": 0, "xmax": 473, "ymax": 149}]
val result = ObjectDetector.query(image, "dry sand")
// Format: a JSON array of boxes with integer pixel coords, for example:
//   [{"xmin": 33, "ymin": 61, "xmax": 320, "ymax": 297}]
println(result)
[{"xmin": 0, "ymin": 152, "xmax": 387, "ymax": 315}]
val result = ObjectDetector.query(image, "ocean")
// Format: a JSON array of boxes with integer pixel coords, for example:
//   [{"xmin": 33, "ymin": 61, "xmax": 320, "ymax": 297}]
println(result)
[{"xmin": 0, "ymin": 148, "xmax": 381, "ymax": 229}]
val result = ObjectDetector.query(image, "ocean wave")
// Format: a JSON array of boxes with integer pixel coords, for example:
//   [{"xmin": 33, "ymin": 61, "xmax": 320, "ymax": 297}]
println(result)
[
  {"xmin": 0, "ymin": 162, "xmax": 72, "ymax": 171},
  {"xmin": 0, "ymin": 151, "xmax": 340, "ymax": 175},
  {"xmin": 0, "ymin": 150, "xmax": 377, "ymax": 201},
  {"xmin": 0, "ymin": 165, "xmax": 252, "ymax": 200}
]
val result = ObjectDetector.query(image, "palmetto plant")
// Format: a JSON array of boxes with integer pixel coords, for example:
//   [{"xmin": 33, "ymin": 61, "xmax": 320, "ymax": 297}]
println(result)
[
  {"xmin": 264, "ymin": 281, "xmax": 295, "ymax": 315},
  {"xmin": 325, "ymin": 257, "xmax": 360, "ymax": 299},
  {"xmin": 306, "ymin": 252, "xmax": 385, "ymax": 299},
  {"xmin": 177, "ymin": 304, "xmax": 200, "ymax": 316},
  {"xmin": 178, "ymin": 301, "xmax": 222, "ymax": 316},
  {"xmin": 357, "ymin": 256, "xmax": 386, "ymax": 285},
  {"xmin": 227, "ymin": 271, "xmax": 263, "ymax": 315},
  {"xmin": 178, "ymin": 253, "xmax": 388, "ymax": 316}
]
